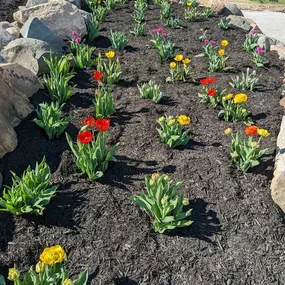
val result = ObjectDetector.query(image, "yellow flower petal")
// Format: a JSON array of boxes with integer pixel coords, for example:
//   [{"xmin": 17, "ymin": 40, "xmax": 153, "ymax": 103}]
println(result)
[
  {"xmin": 170, "ymin": 62, "xmax": 176, "ymax": 69},
  {"xmin": 177, "ymin": 115, "xmax": 191, "ymax": 126},
  {"xmin": 233, "ymin": 93, "xmax": 248, "ymax": 104},
  {"xmin": 218, "ymin": 49, "xmax": 225, "ymax": 56},
  {"xmin": 174, "ymin": 54, "xmax": 183, "ymax": 61},
  {"xmin": 257, "ymin": 128, "xmax": 270, "ymax": 137},
  {"xmin": 221, "ymin": 40, "xmax": 229, "ymax": 47}
]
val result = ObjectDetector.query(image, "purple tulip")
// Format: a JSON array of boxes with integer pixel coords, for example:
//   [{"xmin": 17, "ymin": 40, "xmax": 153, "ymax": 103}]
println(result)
[
  {"xmin": 256, "ymin": 46, "xmax": 264, "ymax": 55},
  {"xmin": 157, "ymin": 27, "xmax": 163, "ymax": 33},
  {"xmin": 204, "ymin": 39, "xmax": 209, "ymax": 45},
  {"xmin": 210, "ymin": 40, "xmax": 216, "ymax": 46},
  {"xmin": 72, "ymin": 30, "xmax": 77, "ymax": 36},
  {"xmin": 161, "ymin": 32, "xmax": 166, "ymax": 37},
  {"xmin": 73, "ymin": 37, "xmax": 82, "ymax": 43},
  {"xmin": 152, "ymin": 29, "xmax": 158, "ymax": 35}
]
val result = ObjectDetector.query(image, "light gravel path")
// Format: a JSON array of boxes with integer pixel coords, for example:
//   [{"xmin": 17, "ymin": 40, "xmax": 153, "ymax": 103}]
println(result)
[{"xmin": 242, "ymin": 10, "xmax": 285, "ymax": 43}]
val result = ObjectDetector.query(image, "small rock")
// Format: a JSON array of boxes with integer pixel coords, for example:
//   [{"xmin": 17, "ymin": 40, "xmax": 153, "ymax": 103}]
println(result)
[
  {"xmin": 258, "ymin": 34, "xmax": 277, "ymax": 51},
  {"xmin": 21, "ymin": 17, "xmax": 66, "ymax": 52},
  {"xmin": 13, "ymin": 0, "xmax": 87, "ymax": 39},
  {"xmin": 226, "ymin": 15, "xmax": 252, "ymax": 31},
  {"xmin": 6, "ymin": 27, "xmax": 20, "ymax": 38},
  {"xmin": 221, "ymin": 4, "xmax": 243, "ymax": 17},
  {"xmin": 0, "ymin": 27, "xmax": 16, "ymax": 50},
  {"xmin": 1, "ymin": 38, "xmax": 62, "ymax": 75},
  {"xmin": 270, "ymin": 44, "xmax": 285, "ymax": 61},
  {"xmin": 0, "ymin": 21, "xmax": 12, "ymax": 29}
]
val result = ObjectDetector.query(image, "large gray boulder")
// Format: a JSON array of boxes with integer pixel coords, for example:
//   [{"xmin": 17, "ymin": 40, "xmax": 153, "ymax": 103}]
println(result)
[
  {"xmin": 13, "ymin": 0, "xmax": 87, "ymax": 39},
  {"xmin": 21, "ymin": 17, "xmax": 66, "ymax": 52},
  {"xmin": 0, "ymin": 63, "xmax": 43, "ymax": 158},
  {"xmin": 26, "ymin": 0, "xmax": 82, "ymax": 8},
  {"xmin": 221, "ymin": 4, "xmax": 243, "ymax": 17},
  {"xmin": 0, "ymin": 27, "xmax": 16, "ymax": 50},
  {"xmin": 226, "ymin": 15, "xmax": 252, "ymax": 32},
  {"xmin": 1, "ymin": 38, "xmax": 62, "ymax": 75}
]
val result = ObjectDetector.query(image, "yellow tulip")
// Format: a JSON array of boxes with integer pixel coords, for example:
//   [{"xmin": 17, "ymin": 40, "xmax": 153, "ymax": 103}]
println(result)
[
  {"xmin": 182, "ymin": 58, "xmax": 191, "ymax": 64},
  {"xmin": 258, "ymin": 128, "xmax": 270, "ymax": 137},
  {"xmin": 105, "ymin": 50, "xmax": 115, "ymax": 58},
  {"xmin": 226, "ymin": 93, "xmax": 233, "ymax": 100},
  {"xmin": 187, "ymin": 1, "xmax": 192, "ymax": 6},
  {"xmin": 224, "ymin": 128, "xmax": 232, "ymax": 135},
  {"xmin": 233, "ymin": 93, "xmax": 248, "ymax": 104},
  {"xmin": 168, "ymin": 119, "xmax": 176, "ymax": 126},
  {"xmin": 170, "ymin": 62, "xmax": 176, "ymax": 69},
  {"xmin": 177, "ymin": 115, "xmax": 191, "ymax": 126},
  {"xmin": 40, "ymin": 245, "xmax": 65, "ymax": 265},
  {"xmin": 218, "ymin": 49, "xmax": 225, "ymax": 56},
  {"xmin": 183, "ymin": 198, "xmax": 189, "ymax": 206},
  {"xmin": 221, "ymin": 40, "xmax": 229, "ymax": 47},
  {"xmin": 63, "ymin": 279, "xmax": 73, "ymax": 285},
  {"xmin": 174, "ymin": 54, "xmax": 183, "ymax": 61}
]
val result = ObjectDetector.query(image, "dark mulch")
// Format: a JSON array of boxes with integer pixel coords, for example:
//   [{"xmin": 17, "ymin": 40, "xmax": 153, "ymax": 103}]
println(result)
[
  {"xmin": 0, "ymin": 0, "xmax": 26, "ymax": 22},
  {"xmin": 1, "ymin": 2, "xmax": 285, "ymax": 285}
]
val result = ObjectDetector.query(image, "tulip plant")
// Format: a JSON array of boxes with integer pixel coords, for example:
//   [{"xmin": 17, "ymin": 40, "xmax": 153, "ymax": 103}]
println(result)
[
  {"xmin": 198, "ymin": 77, "xmax": 226, "ymax": 107},
  {"xmin": 110, "ymin": 30, "xmax": 128, "ymax": 50},
  {"xmin": 229, "ymin": 68, "xmax": 259, "ymax": 91},
  {"xmin": 160, "ymin": 0, "xmax": 172, "ymax": 20},
  {"xmin": 34, "ymin": 102, "xmax": 71, "ymax": 140},
  {"xmin": 218, "ymin": 17, "xmax": 230, "ymax": 30},
  {"xmin": 243, "ymin": 29, "xmax": 258, "ymax": 52},
  {"xmin": 157, "ymin": 115, "xmax": 191, "ymax": 148},
  {"xmin": 5, "ymin": 245, "xmax": 88, "ymax": 285},
  {"xmin": 151, "ymin": 28, "xmax": 175, "ymax": 62},
  {"xmin": 167, "ymin": 54, "xmax": 191, "ymax": 82},
  {"xmin": 167, "ymin": 16, "xmax": 182, "ymax": 29},
  {"xmin": 225, "ymin": 126, "xmax": 270, "ymax": 172},
  {"xmin": 92, "ymin": 5, "xmax": 107, "ymax": 22},
  {"xmin": 132, "ymin": 173, "xmax": 193, "ymax": 233},
  {"xmin": 184, "ymin": 6, "xmax": 200, "ymax": 21},
  {"xmin": 252, "ymin": 46, "xmax": 265, "ymax": 67},
  {"xmin": 208, "ymin": 40, "xmax": 231, "ymax": 72},
  {"xmin": 0, "ymin": 157, "xmax": 57, "ymax": 215},
  {"xmin": 66, "ymin": 118, "xmax": 118, "ymax": 180},
  {"xmin": 203, "ymin": 39, "xmax": 217, "ymax": 57},
  {"xmin": 96, "ymin": 51, "xmax": 122, "ymax": 84},
  {"xmin": 138, "ymin": 80, "xmax": 164, "ymax": 103},
  {"xmin": 131, "ymin": 22, "xmax": 145, "ymax": 36},
  {"xmin": 43, "ymin": 53, "xmax": 75, "ymax": 105},
  {"xmin": 218, "ymin": 93, "xmax": 253, "ymax": 123},
  {"xmin": 93, "ymin": 85, "xmax": 115, "ymax": 118}
]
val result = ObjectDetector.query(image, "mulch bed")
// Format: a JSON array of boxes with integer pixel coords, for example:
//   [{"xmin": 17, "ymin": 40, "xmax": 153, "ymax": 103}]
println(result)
[
  {"xmin": 0, "ymin": 0, "xmax": 26, "ymax": 22},
  {"xmin": 1, "ymin": 2, "xmax": 285, "ymax": 284}
]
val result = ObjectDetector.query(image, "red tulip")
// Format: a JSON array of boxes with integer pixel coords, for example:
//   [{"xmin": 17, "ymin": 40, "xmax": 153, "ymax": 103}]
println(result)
[
  {"xmin": 200, "ymin": 77, "xmax": 216, "ymax": 85},
  {"xmin": 78, "ymin": 131, "xmax": 94, "ymax": 144},
  {"xmin": 95, "ymin": 119, "xmax": 110, "ymax": 131},
  {"xmin": 93, "ymin": 70, "xmax": 103, "ymax": 81},
  {"xmin": 207, "ymin": 88, "xmax": 216, "ymax": 96},
  {"xmin": 83, "ymin": 116, "xmax": 96, "ymax": 127}
]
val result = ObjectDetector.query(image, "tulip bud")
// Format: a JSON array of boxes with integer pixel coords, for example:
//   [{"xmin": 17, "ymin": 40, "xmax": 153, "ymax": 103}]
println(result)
[
  {"xmin": 158, "ymin": 116, "xmax": 165, "ymax": 123},
  {"xmin": 36, "ymin": 261, "xmax": 44, "ymax": 273},
  {"xmin": 168, "ymin": 119, "xmax": 176, "ymax": 126},
  {"xmin": 224, "ymin": 128, "xmax": 232, "ymax": 135},
  {"xmin": 183, "ymin": 198, "xmax": 189, "ymax": 206},
  {"xmin": 8, "ymin": 268, "xmax": 20, "ymax": 281}
]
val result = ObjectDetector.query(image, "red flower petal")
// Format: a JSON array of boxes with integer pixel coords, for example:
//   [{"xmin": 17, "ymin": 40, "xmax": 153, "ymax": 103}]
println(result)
[
  {"xmin": 95, "ymin": 119, "xmax": 110, "ymax": 132},
  {"xmin": 200, "ymin": 77, "xmax": 216, "ymax": 85},
  {"xmin": 83, "ymin": 116, "xmax": 96, "ymax": 127},
  {"xmin": 207, "ymin": 88, "xmax": 216, "ymax": 96},
  {"xmin": 78, "ymin": 131, "xmax": 94, "ymax": 144},
  {"xmin": 245, "ymin": 126, "xmax": 259, "ymax": 136},
  {"xmin": 93, "ymin": 71, "xmax": 103, "ymax": 81}
]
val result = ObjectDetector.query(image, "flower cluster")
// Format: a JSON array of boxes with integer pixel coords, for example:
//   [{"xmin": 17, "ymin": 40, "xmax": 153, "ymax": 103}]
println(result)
[
  {"xmin": 226, "ymin": 125, "xmax": 270, "ymax": 172},
  {"xmin": 8, "ymin": 245, "xmax": 88, "ymax": 285},
  {"xmin": 157, "ymin": 115, "xmax": 191, "ymax": 148},
  {"xmin": 252, "ymin": 46, "xmax": 265, "ymax": 67},
  {"xmin": 168, "ymin": 54, "xmax": 191, "ymax": 82},
  {"xmin": 219, "ymin": 93, "xmax": 252, "ymax": 123}
]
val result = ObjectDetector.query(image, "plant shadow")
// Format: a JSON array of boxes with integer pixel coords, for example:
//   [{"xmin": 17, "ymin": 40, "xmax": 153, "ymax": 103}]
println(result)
[
  {"xmin": 166, "ymin": 198, "xmax": 221, "ymax": 244},
  {"xmin": 25, "ymin": 185, "xmax": 87, "ymax": 230},
  {"xmin": 0, "ymin": 213, "xmax": 15, "ymax": 251},
  {"xmin": 250, "ymin": 152, "xmax": 275, "ymax": 181},
  {"xmin": 113, "ymin": 276, "xmax": 139, "ymax": 285},
  {"xmin": 100, "ymin": 155, "xmax": 158, "ymax": 191},
  {"xmin": 92, "ymin": 35, "xmax": 112, "ymax": 49}
]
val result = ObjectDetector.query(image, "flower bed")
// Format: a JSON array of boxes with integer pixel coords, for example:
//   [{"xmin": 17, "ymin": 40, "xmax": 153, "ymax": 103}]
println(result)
[{"xmin": 1, "ymin": 1, "xmax": 285, "ymax": 284}]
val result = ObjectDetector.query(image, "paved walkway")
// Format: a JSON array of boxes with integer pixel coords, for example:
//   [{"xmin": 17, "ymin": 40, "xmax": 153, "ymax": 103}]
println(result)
[{"xmin": 242, "ymin": 10, "xmax": 285, "ymax": 43}]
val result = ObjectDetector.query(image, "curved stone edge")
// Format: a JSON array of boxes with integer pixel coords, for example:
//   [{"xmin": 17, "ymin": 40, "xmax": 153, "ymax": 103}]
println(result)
[{"xmin": 271, "ymin": 116, "xmax": 285, "ymax": 213}]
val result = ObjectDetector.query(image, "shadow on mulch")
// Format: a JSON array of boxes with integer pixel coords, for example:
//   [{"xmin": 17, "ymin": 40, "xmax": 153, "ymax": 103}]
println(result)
[
  {"xmin": 24, "ymin": 186, "xmax": 87, "ymax": 230},
  {"xmin": 0, "ymin": 213, "xmax": 14, "ymax": 251},
  {"xmin": 113, "ymin": 276, "xmax": 138, "ymax": 285},
  {"xmin": 166, "ymin": 198, "xmax": 221, "ymax": 243},
  {"xmin": 100, "ymin": 155, "xmax": 159, "ymax": 191}
]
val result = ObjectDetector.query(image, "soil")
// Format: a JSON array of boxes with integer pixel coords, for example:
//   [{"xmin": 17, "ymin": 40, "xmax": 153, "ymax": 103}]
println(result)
[
  {"xmin": 0, "ymin": 0, "xmax": 26, "ymax": 22},
  {"xmin": 1, "ymin": 2, "xmax": 285, "ymax": 285}
]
